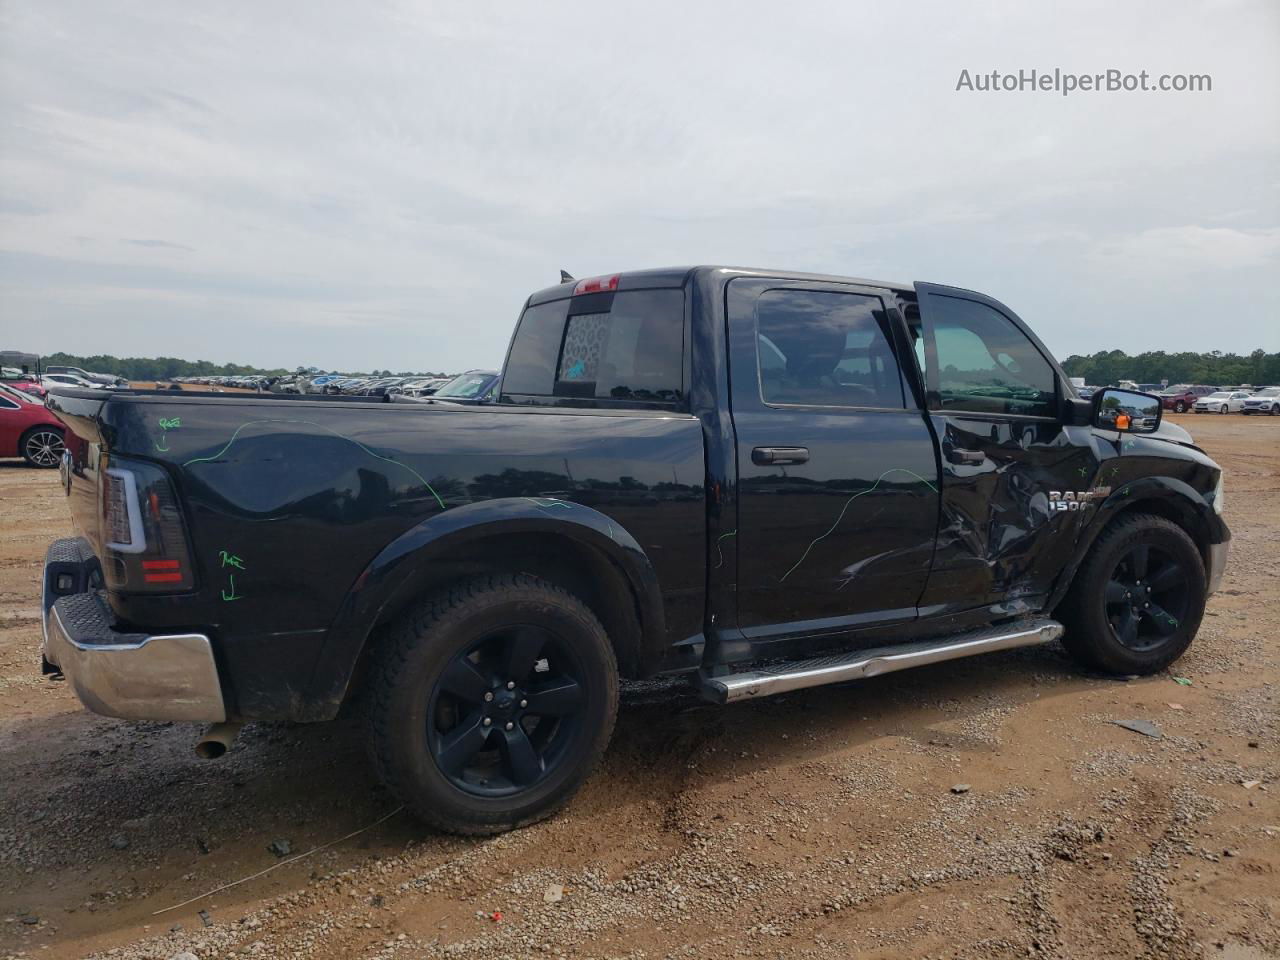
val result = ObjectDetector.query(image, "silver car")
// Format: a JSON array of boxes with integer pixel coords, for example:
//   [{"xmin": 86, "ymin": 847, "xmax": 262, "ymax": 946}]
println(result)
[
  {"xmin": 1193, "ymin": 390, "xmax": 1249, "ymax": 414},
  {"xmin": 1241, "ymin": 386, "xmax": 1280, "ymax": 416}
]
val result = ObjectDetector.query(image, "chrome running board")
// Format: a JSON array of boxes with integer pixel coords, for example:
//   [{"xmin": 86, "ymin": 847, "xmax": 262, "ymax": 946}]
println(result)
[{"xmin": 701, "ymin": 618, "xmax": 1064, "ymax": 704}]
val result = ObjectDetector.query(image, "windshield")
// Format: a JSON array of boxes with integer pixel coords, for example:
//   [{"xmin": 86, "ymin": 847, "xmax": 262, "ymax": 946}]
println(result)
[
  {"xmin": 435, "ymin": 373, "xmax": 494, "ymax": 398},
  {"xmin": 1160, "ymin": 386, "xmax": 1188, "ymax": 395},
  {"xmin": 1206, "ymin": 392, "xmax": 1230, "ymax": 399},
  {"xmin": 1254, "ymin": 387, "xmax": 1280, "ymax": 397}
]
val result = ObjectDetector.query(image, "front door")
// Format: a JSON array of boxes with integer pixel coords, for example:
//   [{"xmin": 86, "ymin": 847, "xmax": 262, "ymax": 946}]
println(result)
[
  {"xmin": 911, "ymin": 283, "xmax": 1100, "ymax": 615},
  {"xmin": 726, "ymin": 278, "xmax": 941, "ymax": 650}
]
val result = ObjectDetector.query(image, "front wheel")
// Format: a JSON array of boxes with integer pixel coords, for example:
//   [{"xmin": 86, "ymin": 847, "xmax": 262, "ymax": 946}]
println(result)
[
  {"xmin": 367, "ymin": 574, "xmax": 618, "ymax": 835},
  {"xmin": 1219, "ymin": 404, "xmax": 1228, "ymax": 414},
  {"xmin": 1058, "ymin": 514, "xmax": 1205, "ymax": 675},
  {"xmin": 1271, "ymin": 405, "xmax": 1279, "ymax": 416},
  {"xmin": 21, "ymin": 427, "xmax": 64, "ymax": 468}
]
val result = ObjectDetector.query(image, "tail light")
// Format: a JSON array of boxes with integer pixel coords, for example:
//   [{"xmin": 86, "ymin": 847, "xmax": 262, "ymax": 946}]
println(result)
[{"xmin": 101, "ymin": 456, "xmax": 194, "ymax": 592}]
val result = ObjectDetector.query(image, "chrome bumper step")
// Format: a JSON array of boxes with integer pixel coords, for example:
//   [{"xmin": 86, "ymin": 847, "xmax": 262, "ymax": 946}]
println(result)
[{"xmin": 701, "ymin": 618, "xmax": 1064, "ymax": 704}]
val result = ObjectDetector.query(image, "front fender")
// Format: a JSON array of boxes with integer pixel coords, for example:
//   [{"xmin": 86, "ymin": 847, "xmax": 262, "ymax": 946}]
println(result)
[
  {"xmin": 301, "ymin": 497, "xmax": 665, "ymax": 719},
  {"xmin": 1048, "ymin": 475, "xmax": 1228, "ymax": 610}
]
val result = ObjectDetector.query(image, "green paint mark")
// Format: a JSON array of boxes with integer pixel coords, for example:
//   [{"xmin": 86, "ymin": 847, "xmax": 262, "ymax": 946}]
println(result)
[
  {"xmin": 779, "ymin": 469, "xmax": 938, "ymax": 583},
  {"xmin": 1172, "ymin": 676, "xmax": 1192, "ymax": 686},
  {"xmin": 1077, "ymin": 465, "xmax": 1090, "ymax": 478},
  {"xmin": 154, "ymin": 434, "xmax": 170, "ymax": 452},
  {"xmin": 714, "ymin": 529, "xmax": 737, "ymax": 569},
  {"xmin": 218, "ymin": 550, "xmax": 245, "ymax": 570},
  {"xmin": 182, "ymin": 419, "xmax": 446, "ymax": 511},
  {"xmin": 523, "ymin": 497, "xmax": 572, "ymax": 510},
  {"xmin": 220, "ymin": 574, "xmax": 244, "ymax": 602},
  {"xmin": 159, "ymin": 417, "xmax": 182, "ymax": 430}
]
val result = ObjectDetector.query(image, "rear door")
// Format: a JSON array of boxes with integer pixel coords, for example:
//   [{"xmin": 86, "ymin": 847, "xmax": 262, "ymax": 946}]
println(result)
[
  {"xmin": 726, "ymin": 278, "xmax": 940, "ymax": 649},
  {"xmin": 911, "ymin": 283, "xmax": 1098, "ymax": 615}
]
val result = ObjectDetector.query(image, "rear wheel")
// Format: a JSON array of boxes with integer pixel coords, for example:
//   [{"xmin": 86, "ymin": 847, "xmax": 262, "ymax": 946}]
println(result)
[
  {"xmin": 1058, "ymin": 514, "xmax": 1205, "ymax": 675},
  {"xmin": 20, "ymin": 427, "xmax": 64, "ymax": 468},
  {"xmin": 367, "ymin": 574, "xmax": 618, "ymax": 834},
  {"xmin": 1174, "ymin": 400, "xmax": 1186, "ymax": 413}
]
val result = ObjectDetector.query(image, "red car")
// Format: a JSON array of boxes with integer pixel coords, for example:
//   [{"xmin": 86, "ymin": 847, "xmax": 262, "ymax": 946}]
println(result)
[
  {"xmin": 1158, "ymin": 384, "xmax": 1216, "ymax": 413},
  {"xmin": 0, "ymin": 383, "xmax": 65, "ymax": 467},
  {"xmin": 2, "ymin": 375, "xmax": 47, "ymax": 398}
]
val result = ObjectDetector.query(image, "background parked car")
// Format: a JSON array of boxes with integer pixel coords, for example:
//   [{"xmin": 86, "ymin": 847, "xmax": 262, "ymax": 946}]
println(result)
[
  {"xmin": 1241, "ymin": 386, "xmax": 1280, "ymax": 415},
  {"xmin": 1, "ymin": 372, "xmax": 47, "ymax": 398},
  {"xmin": 1193, "ymin": 390, "xmax": 1249, "ymax": 414},
  {"xmin": 1158, "ymin": 384, "xmax": 1216, "ymax": 413},
  {"xmin": 429, "ymin": 369, "xmax": 501, "ymax": 405},
  {"xmin": 42, "ymin": 372, "xmax": 110, "ymax": 390},
  {"xmin": 44, "ymin": 365, "xmax": 127, "ymax": 387},
  {"xmin": 0, "ymin": 383, "xmax": 65, "ymax": 467}
]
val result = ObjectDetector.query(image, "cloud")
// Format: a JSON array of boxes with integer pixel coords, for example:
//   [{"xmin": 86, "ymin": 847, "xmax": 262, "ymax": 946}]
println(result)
[
  {"xmin": 0, "ymin": 0, "xmax": 1277, "ymax": 369},
  {"xmin": 1093, "ymin": 226, "xmax": 1280, "ymax": 271}
]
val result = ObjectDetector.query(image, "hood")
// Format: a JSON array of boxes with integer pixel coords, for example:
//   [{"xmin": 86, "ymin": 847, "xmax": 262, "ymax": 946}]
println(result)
[{"xmin": 1151, "ymin": 418, "xmax": 1199, "ymax": 449}]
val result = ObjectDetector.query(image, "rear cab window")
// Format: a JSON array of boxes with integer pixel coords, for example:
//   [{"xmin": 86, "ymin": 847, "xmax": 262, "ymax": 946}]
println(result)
[{"xmin": 502, "ymin": 286, "xmax": 686, "ymax": 410}]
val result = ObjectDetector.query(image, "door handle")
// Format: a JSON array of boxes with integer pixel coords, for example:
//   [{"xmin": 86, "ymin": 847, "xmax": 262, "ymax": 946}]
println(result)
[
  {"xmin": 947, "ymin": 448, "xmax": 986, "ymax": 465},
  {"xmin": 752, "ymin": 446, "xmax": 809, "ymax": 466}
]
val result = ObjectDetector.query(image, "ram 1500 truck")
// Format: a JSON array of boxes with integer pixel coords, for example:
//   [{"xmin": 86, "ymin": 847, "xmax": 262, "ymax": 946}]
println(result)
[{"xmin": 41, "ymin": 266, "xmax": 1230, "ymax": 834}]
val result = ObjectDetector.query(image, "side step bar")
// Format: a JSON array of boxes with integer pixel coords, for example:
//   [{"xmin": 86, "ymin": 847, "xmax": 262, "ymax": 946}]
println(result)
[{"xmin": 701, "ymin": 618, "xmax": 1064, "ymax": 704}]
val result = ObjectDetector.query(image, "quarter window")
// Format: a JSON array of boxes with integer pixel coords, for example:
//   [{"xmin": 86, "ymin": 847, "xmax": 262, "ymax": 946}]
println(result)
[
  {"xmin": 755, "ymin": 290, "xmax": 905, "ymax": 409},
  {"xmin": 926, "ymin": 296, "xmax": 1057, "ymax": 418}
]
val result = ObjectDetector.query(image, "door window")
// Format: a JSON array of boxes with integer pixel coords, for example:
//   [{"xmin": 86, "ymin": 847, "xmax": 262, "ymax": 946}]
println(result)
[
  {"xmin": 927, "ymin": 296, "xmax": 1057, "ymax": 417},
  {"xmin": 755, "ymin": 290, "xmax": 905, "ymax": 409}
]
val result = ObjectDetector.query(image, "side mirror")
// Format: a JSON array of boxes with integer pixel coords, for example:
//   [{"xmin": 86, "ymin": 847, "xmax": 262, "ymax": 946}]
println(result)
[{"xmin": 1093, "ymin": 388, "xmax": 1161, "ymax": 433}]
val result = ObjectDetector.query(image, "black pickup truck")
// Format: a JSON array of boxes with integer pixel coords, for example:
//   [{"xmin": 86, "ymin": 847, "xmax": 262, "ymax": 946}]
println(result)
[{"xmin": 41, "ymin": 266, "xmax": 1229, "ymax": 834}]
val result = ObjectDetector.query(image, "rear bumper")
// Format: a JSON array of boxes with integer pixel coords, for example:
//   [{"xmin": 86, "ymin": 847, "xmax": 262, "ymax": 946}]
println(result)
[{"xmin": 41, "ymin": 537, "xmax": 225, "ymax": 723}]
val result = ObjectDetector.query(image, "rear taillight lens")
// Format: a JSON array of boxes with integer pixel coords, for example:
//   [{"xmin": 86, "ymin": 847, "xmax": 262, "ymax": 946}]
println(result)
[{"xmin": 101, "ymin": 457, "xmax": 194, "ymax": 592}]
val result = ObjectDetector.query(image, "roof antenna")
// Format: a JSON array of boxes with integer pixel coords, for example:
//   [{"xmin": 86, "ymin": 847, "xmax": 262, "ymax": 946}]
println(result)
[{"xmin": 559, "ymin": 269, "xmax": 574, "ymax": 283}]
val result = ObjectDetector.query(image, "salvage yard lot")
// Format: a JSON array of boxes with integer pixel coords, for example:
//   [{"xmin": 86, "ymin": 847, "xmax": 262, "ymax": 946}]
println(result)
[{"xmin": 1, "ymin": 415, "xmax": 1276, "ymax": 960}]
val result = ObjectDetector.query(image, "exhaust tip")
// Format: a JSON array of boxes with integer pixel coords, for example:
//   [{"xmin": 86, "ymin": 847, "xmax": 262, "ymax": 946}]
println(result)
[
  {"xmin": 194, "ymin": 739, "xmax": 227, "ymax": 760},
  {"xmin": 195, "ymin": 721, "xmax": 242, "ymax": 760}
]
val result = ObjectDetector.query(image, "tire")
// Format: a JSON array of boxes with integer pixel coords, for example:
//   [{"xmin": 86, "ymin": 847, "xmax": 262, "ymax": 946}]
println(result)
[
  {"xmin": 20, "ymin": 426, "xmax": 64, "ymax": 468},
  {"xmin": 1174, "ymin": 401, "xmax": 1186, "ymax": 413},
  {"xmin": 367, "ymin": 574, "xmax": 619, "ymax": 835},
  {"xmin": 1219, "ymin": 405, "xmax": 1227, "ymax": 414},
  {"xmin": 1058, "ymin": 514, "xmax": 1205, "ymax": 675},
  {"xmin": 1271, "ymin": 405, "xmax": 1279, "ymax": 416}
]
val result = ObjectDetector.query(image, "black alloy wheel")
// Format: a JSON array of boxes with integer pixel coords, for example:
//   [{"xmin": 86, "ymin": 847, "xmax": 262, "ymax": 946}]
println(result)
[
  {"xmin": 367, "ymin": 574, "xmax": 618, "ymax": 834},
  {"xmin": 1058, "ymin": 513, "xmax": 1206, "ymax": 675},
  {"xmin": 1102, "ymin": 544, "xmax": 1190, "ymax": 653},
  {"xmin": 427, "ymin": 624, "xmax": 586, "ymax": 797}
]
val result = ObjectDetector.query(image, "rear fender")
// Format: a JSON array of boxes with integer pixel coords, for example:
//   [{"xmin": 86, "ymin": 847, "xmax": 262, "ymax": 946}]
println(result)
[{"xmin": 303, "ymin": 497, "xmax": 664, "ymax": 718}]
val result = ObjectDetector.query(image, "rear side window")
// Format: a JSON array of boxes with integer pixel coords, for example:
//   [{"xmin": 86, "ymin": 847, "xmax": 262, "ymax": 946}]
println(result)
[
  {"xmin": 754, "ymin": 289, "xmax": 905, "ymax": 409},
  {"xmin": 503, "ymin": 289, "xmax": 685, "ymax": 407}
]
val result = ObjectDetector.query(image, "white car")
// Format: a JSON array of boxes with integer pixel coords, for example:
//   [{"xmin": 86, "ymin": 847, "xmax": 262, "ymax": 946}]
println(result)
[
  {"xmin": 1241, "ymin": 386, "xmax": 1280, "ymax": 416},
  {"xmin": 1192, "ymin": 390, "xmax": 1249, "ymax": 414}
]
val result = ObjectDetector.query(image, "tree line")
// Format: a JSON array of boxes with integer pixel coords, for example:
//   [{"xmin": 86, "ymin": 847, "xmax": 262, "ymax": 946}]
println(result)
[
  {"xmin": 23, "ymin": 348, "xmax": 1279, "ymax": 389},
  {"xmin": 33, "ymin": 353, "xmax": 446, "ymax": 381},
  {"xmin": 1059, "ymin": 349, "xmax": 1278, "ymax": 387}
]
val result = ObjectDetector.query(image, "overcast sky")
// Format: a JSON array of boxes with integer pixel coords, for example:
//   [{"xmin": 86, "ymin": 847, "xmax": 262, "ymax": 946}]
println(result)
[{"xmin": 1, "ymin": 1, "xmax": 1277, "ymax": 373}]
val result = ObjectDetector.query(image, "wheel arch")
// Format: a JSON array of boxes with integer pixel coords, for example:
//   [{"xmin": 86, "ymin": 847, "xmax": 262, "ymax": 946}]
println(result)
[
  {"xmin": 1049, "ymin": 477, "xmax": 1224, "ymax": 611},
  {"xmin": 302, "ymin": 498, "xmax": 665, "ymax": 720}
]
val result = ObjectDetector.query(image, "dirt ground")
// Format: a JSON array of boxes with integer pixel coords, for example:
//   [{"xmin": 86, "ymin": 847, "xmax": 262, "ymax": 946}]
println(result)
[{"xmin": 1, "ymin": 414, "xmax": 1276, "ymax": 960}]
